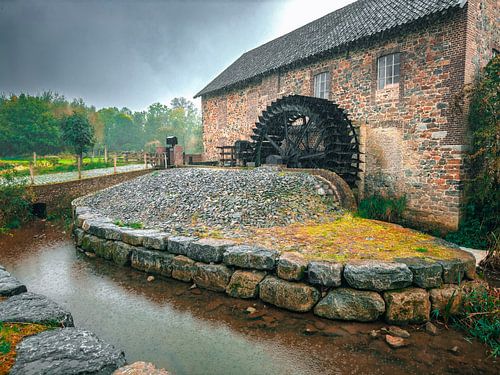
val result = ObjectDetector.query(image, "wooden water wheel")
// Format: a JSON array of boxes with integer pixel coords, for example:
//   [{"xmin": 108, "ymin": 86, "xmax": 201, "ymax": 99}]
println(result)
[{"xmin": 250, "ymin": 95, "xmax": 361, "ymax": 187}]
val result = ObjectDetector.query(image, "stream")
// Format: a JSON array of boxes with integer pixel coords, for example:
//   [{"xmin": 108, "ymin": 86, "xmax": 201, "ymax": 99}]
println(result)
[{"xmin": 0, "ymin": 221, "xmax": 497, "ymax": 375}]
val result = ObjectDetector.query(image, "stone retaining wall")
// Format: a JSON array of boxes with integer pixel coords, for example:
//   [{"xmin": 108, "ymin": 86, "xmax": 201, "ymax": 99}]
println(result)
[{"xmin": 73, "ymin": 205, "xmax": 477, "ymax": 326}]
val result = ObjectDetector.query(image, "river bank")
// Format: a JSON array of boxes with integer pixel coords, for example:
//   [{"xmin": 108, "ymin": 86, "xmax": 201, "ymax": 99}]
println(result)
[{"xmin": 0, "ymin": 221, "xmax": 497, "ymax": 374}]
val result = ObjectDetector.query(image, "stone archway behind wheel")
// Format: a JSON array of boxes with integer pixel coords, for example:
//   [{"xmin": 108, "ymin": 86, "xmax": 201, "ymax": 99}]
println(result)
[{"xmin": 250, "ymin": 95, "xmax": 361, "ymax": 187}]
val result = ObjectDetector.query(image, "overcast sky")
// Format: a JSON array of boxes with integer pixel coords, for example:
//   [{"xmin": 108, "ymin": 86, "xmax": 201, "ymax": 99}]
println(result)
[{"xmin": 0, "ymin": 0, "xmax": 354, "ymax": 111}]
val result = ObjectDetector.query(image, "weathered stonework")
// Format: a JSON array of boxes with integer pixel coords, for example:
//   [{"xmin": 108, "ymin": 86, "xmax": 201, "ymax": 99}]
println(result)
[
  {"xmin": 276, "ymin": 252, "xmax": 307, "ymax": 281},
  {"xmin": 307, "ymin": 261, "xmax": 343, "ymax": 287},
  {"xmin": 226, "ymin": 270, "xmax": 266, "ymax": 299},
  {"xmin": 193, "ymin": 263, "xmax": 233, "ymax": 292},
  {"xmin": 199, "ymin": 0, "xmax": 500, "ymax": 232},
  {"xmin": 131, "ymin": 248, "xmax": 174, "ymax": 277},
  {"xmin": 171, "ymin": 255, "xmax": 197, "ymax": 282},
  {"xmin": 259, "ymin": 276, "xmax": 320, "ymax": 312},
  {"xmin": 384, "ymin": 288, "xmax": 431, "ymax": 324},
  {"xmin": 429, "ymin": 284, "xmax": 463, "ymax": 316}
]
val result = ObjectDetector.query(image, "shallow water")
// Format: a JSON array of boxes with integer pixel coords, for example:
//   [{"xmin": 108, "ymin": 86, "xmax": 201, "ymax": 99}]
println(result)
[{"xmin": 0, "ymin": 222, "xmax": 497, "ymax": 375}]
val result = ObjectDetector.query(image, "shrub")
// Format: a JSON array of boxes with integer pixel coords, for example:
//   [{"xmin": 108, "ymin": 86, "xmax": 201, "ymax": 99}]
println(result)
[
  {"xmin": 357, "ymin": 194, "xmax": 407, "ymax": 223},
  {"xmin": 447, "ymin": 56, "xmax": 499, "ymax": 250},
  {"xmin": 0, "ymin": 172, "xmax": 32, "ymax": 231},
  {"xmin": 453, "ymin": 285, "xmax": 500, "ymax": 357}
]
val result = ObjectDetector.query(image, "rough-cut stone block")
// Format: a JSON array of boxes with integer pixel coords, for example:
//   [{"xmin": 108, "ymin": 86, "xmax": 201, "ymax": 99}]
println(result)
[
  {"xmin": 384, "ymin": 287, "xmax": 430, "ymax": 324},
  {"xmin": 461, "ymin": 253, "xmax": 476, "ymax": 280},
  {"xmin": 0, "ymin": 292, "xmax": 74, "ymax": 326},
  {"xmin": 80, "ymin": 234, "xmax": 95, "ymax": 252},
  {"xmin": 344, "ymin": 261, "xmax": 413, "ymax": 291},
  {"xmin": 193, "ymin": 263, "xmax": 233, "ymax": 292},
  {"xmin": 277, "ymin": 252, "xmax": 307, "ymax": 281},
  {"xmin": 259, "ymin": 276, "xmax": 320, "ymax": 312},
  {"xmin": 95, "ymin": 239, "xmax": 115, "ymax": 261},
  {"xmin": 171, "ymin": 255, "xmax": 197, "ymax": 282},
  {"xmin": 143, "ymin": 232, "xmax": 170, "ymax": 251},
  {"xmin": 307, "ymin": 261, "xmax": 343, "ymax": 287},
  {"xmin": 187, "ymin": 238, "xmax": 235, "ymax": 263},
  {"xmin": 226, "ymin": 270, "xmax": 266, "ymax": 298},
  {"xmin": 0, "ymin": 268, "xmax": 27, "ymax": 297},
  {"xmin": 223, "ymin": 245, "xmax": 279, "ymax": 270},
  {"xmin": 168, "ymin": 236, "xmax": 197, "ymax": 255},
  {"xmin": 438, "ymin": 259, "xmax": 465, "ymax": 284},
  {"xmin": 120, "ymin": 229, "xmax": 160, "ymax": 247},
  {"xmin": 314, "ymin": 288, "xmax": 385, "ymax": 322},
  {"xmin": 10, "ymin": 328, "xmax": 126, "ymax": 375},
  {"xmin": 131, "ymin": 248, "xmax": 174, "ymax": 277},
  {"xmin": 429, "ymin": 284, "xmax": 463, "ymax": 316},
  {"xmin": 397, "ymin": 258, "xmax": 442, "ymax": 288},
  {"xmin": 74, "ymin": 228, "xmax": 85, "ymax": 247},
  {"xmin": 112, "ymin": 241, "xmax": 133, "ymax": 266},
  {"xmin": 77, "ymin": 213, "xmax": 94, "ymax": 228}
]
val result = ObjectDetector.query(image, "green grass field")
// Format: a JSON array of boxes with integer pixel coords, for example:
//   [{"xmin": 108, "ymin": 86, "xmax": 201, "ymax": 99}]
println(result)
[{"xmin": 0, "ymin": 155, "xmax": 137, "ymax": 176}]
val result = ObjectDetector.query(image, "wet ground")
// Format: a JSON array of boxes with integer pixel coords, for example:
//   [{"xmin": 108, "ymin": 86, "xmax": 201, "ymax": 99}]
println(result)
[{"xmin": 0, "ymin": 222, "xmax": 498, "ymax": 375}]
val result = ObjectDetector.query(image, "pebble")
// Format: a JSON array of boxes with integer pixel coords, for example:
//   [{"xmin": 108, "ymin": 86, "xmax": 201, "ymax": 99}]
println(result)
[
  {"xmin": 388, "ymin": 326, "xmax": 410, "ymax": 338},
  {"xmin": 385, "ymin": 334, "xmax": 408, "ymax": 348},
  {"xmin": 425, "ymin": 322, "xmax": 438, "ymax": 335},
  {"xmin": 246, "ymin": 306, "xmax": 257, "ymax": 314},
  {"xmin": 147, "ymin": 276, "xmax": 155, "ymax": 282}
]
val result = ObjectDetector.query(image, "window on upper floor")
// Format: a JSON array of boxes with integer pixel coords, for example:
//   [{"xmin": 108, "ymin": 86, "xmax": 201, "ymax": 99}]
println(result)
[
  {"xmin": 313, "ymin": 71, "xmax": 330, "ymax": 99},
  {"xmin": 377, "ymin": 53, "xmax": 400, "ymax": 90}
]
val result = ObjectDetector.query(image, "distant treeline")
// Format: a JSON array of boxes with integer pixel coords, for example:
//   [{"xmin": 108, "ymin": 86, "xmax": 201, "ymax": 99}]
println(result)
[{"xmin": 0, "ymin": 92, "xmax": 202, "ymax": 157}]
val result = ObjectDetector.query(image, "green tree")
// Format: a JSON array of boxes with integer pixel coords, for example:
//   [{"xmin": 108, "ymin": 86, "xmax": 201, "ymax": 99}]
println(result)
[{"xmin": 60, "ymin": 112, "xmax": 94, "ymax": 160}]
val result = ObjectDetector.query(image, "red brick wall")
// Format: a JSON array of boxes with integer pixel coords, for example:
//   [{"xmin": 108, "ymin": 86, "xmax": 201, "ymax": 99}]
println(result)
[{"xmin": 200, "ymin": 5, "xmax": 497, "ymax": 231}]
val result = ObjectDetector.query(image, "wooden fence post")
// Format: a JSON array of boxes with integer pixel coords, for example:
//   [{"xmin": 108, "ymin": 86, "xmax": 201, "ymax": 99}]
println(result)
[
  {"xmin": 113, "ymin": 155, "xmax": 117, "ymax": 174},
  {"xmin": 104, "ymin": 145, "xmax": 108, "ymax": 163},
  {"xmin": 29, "ymin": 162, "xmax": 35, "ymax": 185},
  {"xmin": 78, "ymin": 155, "xmax": 82, "ymax": 180}
]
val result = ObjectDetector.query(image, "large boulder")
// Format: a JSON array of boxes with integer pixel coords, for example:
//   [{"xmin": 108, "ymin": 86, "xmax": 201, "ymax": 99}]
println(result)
[
  {"xmin": 193, "ymin": 263, "xmax": 233, "ymax": 292},
  {"xmin": 131, "ymin": 248, "xmax": 174, "ymax": 277},
  {"xmin": 226, "ymin": 270, "xmax": 266, "ymax": 299},
  {"xmin": 307, "ymin": 261, "xmax": 343, "ymax": 287},
  {"xmin": 314, "ymin": 288, "xmax": 385, "ymax": 322},
  {"xmin": 259, "ymin": 276, "xmax": 320, "ymax": 312},
  {"xmin": 187, "ymin": 238, "xmax": 236, "ymax": 263},
  {"xmin": 10, "ymin": 328, "xmax": 126, "ymax": 375},
  {"xmin": 223, "ymin": 245, "xmax": 279, "ymax": 270},
  {"xmin": 429, "ymin": 284, "xmax": 463, "ymax": 316},
  {"xmin": 276, "ymin": 252, "xmax": 307, "ymax": 281},
  {"xmin": 384, "ymin": 288, "xmax": 430, "ymax": 324},
  {"xmin": 0, "ymin": 292, "xmax": 74, "ymax": 327},
  {"xmin": 171, "ymin": 255, "xmax": 197, "ymax": 282},
  {"xmin": 0, "ymin": 268, "xmax": 27, "ymax": 297},
  {"xmin": 397, "ymin": 258, "xmax": 442, "ymax": 288},
  {"xmin": 344, "ymin": 261, "xmax": 413, "ymax": 291}
]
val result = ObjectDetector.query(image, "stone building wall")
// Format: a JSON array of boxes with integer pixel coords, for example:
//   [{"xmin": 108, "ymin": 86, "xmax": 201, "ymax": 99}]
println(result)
[{"xmin": 200, "ymin": 3, "xmax": 498, "ymax": 231}]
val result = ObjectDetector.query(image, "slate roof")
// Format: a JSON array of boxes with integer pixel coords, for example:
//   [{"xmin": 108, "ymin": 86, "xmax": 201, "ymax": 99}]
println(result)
[{"xmin": 195, "ymin": 0, "xmax": 466, "ymax": 98}]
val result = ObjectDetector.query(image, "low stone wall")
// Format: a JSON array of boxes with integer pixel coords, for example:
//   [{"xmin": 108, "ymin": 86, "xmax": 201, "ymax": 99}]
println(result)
[
  {"xmin": 29, "ymin": 169, "xmax": 153, "ymax": 215},
  {"xmin": 73, "ymin": 205, "xmax": 478, "ymax": 326}
]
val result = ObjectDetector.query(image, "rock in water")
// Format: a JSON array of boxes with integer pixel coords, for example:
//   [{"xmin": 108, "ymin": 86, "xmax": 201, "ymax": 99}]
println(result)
[
  {"xmin": 113, "ymin": 361, "xmax": 169, "ymax": 375},
  {"xmin": 0, "ymin": 268, "xmax": 27, "ymax": 297},
  {"xmin": 10, "ymin": 328, "xmax": 126, "ymax": 375},
  {"xmin": 0, "ymin": 292, "xmax": 73, "ymax": 327}
]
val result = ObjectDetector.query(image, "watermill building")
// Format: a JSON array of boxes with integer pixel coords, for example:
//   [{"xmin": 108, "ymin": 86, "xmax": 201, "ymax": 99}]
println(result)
[{"xmin": 195, "ymin": 0, "xmax": 498, "ymax": 231}]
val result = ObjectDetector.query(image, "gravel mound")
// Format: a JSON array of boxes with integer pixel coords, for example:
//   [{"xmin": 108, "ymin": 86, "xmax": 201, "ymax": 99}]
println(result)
[{"xmin": 80, "ymin": 167, "xmax": 337, "ymax": 234}]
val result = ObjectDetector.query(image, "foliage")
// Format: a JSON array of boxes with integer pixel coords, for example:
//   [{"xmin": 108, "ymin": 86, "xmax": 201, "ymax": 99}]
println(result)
[
  {"xmin": 357, "ymin": 194, "xmax": 407, "ymax": 223},
  {"xmin": 60, "ymin": 112, "xmax": 94, "ymax": 159},
  {"xmin": 453, "ymin": 285, "xmax": 500, "ymax": 357},
  {"xmin": 0, "ymin": 172, "xmax": 32, "ymax": 231},
  {"xmin": 447, "ymin": 56, "xmax": 499, "ymax": 250},
  {"xmin": 0, "ymin": 322, "xmax": 51, "ymax": 374}
]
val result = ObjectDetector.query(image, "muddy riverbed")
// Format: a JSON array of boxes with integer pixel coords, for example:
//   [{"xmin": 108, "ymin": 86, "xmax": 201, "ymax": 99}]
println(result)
[{"xmin": 0, "ymin": 221, "xmax": 497, "ymax": 375}]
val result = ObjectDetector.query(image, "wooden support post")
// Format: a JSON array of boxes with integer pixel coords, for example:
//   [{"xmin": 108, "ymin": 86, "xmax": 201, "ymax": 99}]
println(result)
[
  {"xmin": 113, "ymin": 155, "xmax": 117, "ymax": 174},
  {"xmin": 164, "ymin": 153, "xmax": 167, "ymax": 169},
  {"xmin": 78, "ymin": 155, "xmax": 82, "ymax": 180},
  {"xmin": 104, "ymin": 145, "xmax": 108, "ymax": 163},
  {"xmin": 29, "ymin": 162, "xmax": 35, "ymax": 185}
]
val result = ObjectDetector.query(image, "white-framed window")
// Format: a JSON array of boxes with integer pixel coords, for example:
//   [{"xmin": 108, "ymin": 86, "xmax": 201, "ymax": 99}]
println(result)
[
  {"xmin": 377, "ymin": 53, "xmax": 400, "ymax": 89},
  {"xmin": 313, "ymin": 71, "xmax": 330, "ymax": 99}
]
